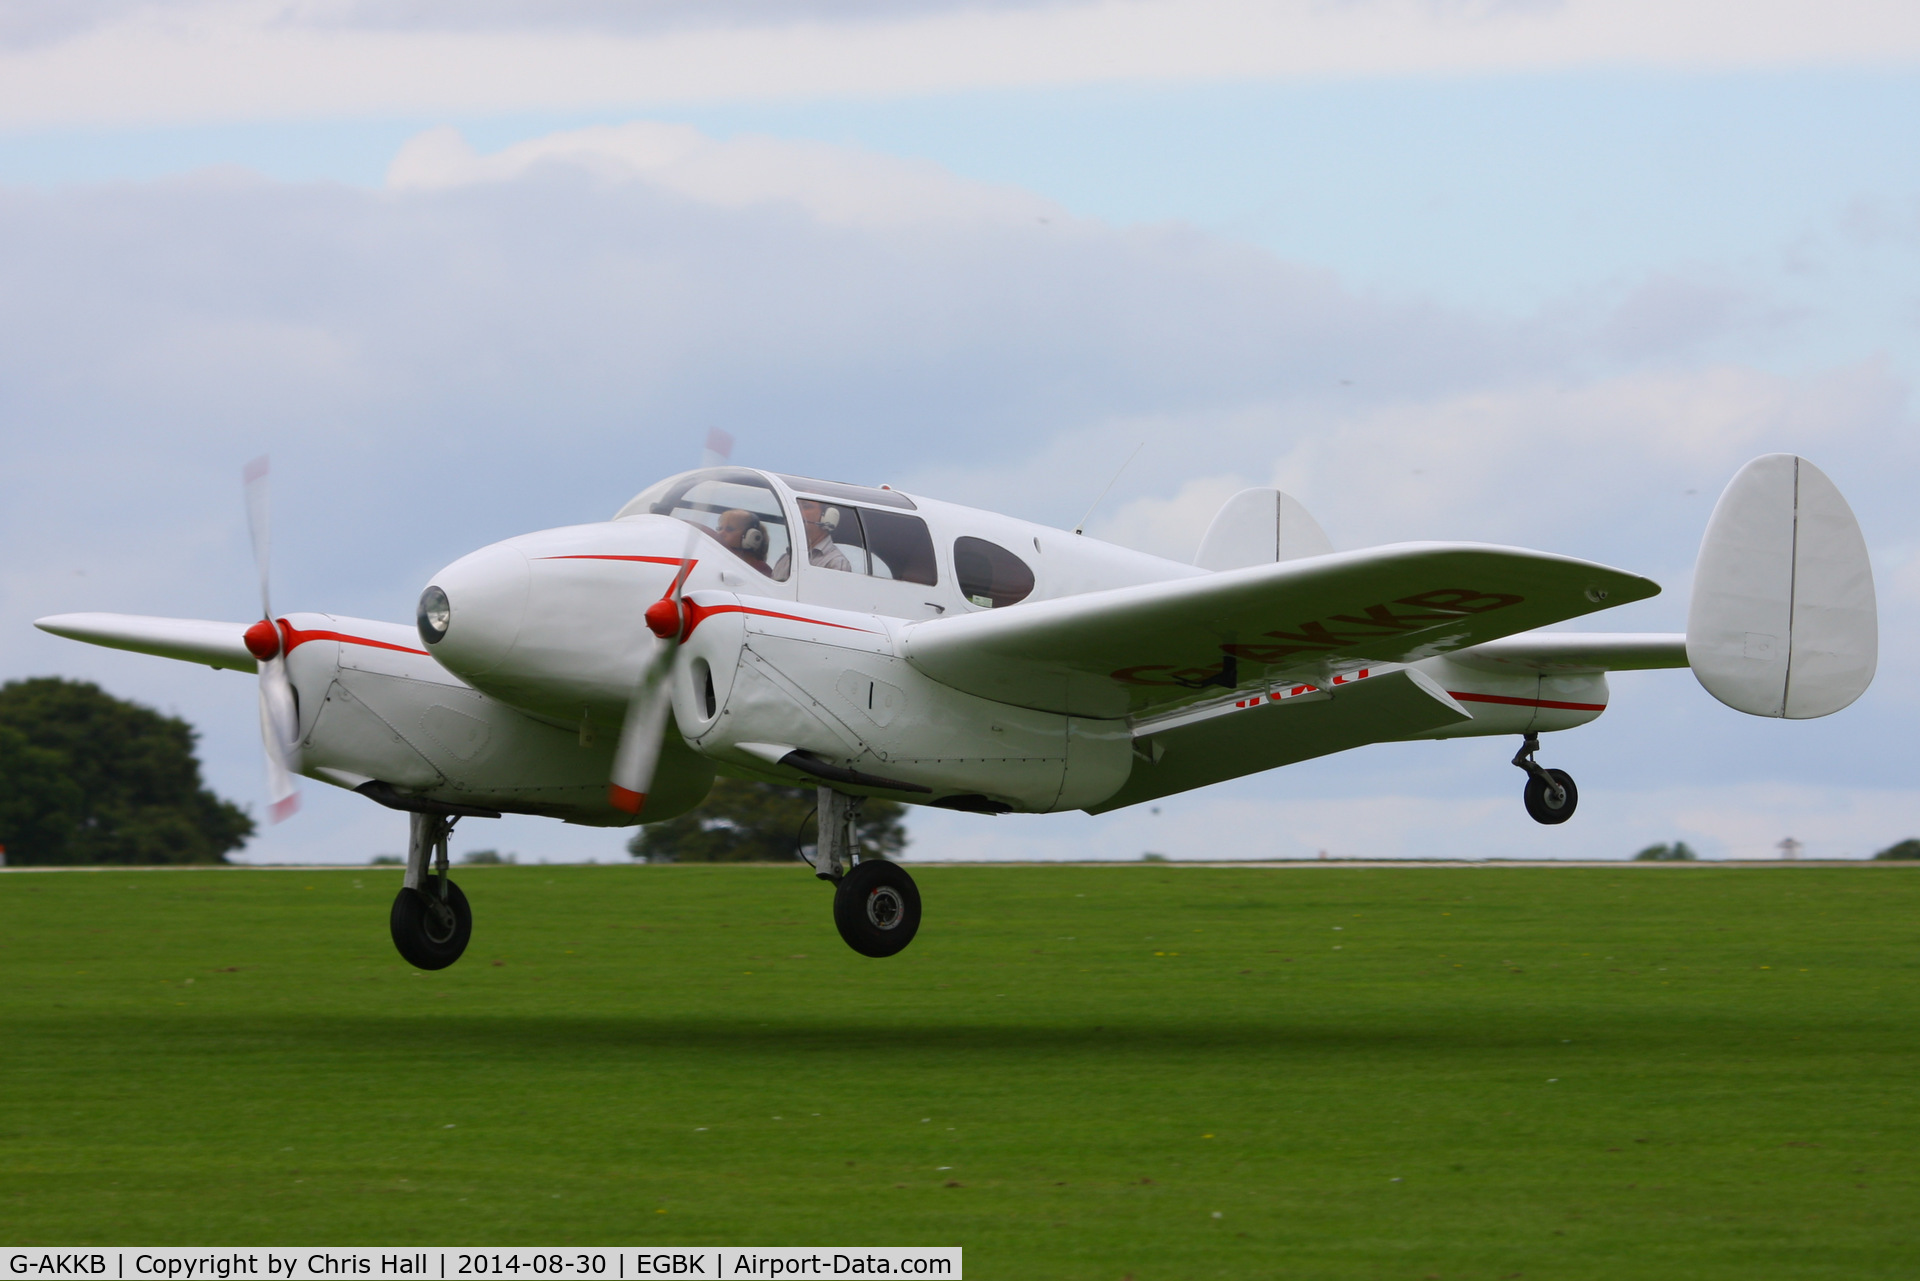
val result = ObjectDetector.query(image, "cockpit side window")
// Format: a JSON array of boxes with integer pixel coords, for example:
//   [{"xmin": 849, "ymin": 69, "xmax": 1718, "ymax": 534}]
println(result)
[
  {"xmin": 954, "ymin": 536, "xmax": 1035, "ymax": 608},
  {"xmin": 617, "ymin": 468, "xmax": 792, "ymax": 580},
  {"xmin": 779, "ymin": 495, "xmax": 938, "ymax": 585}
]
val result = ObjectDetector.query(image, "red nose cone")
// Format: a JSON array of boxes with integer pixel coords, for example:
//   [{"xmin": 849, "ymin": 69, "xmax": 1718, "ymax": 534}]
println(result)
[
  {"xmin": 243, "ymin": 619, "xmax": 281, "ymax": 661},
  {"xmin": 644, "ymin": 598, "xmax": 682, "ymax": 640}
]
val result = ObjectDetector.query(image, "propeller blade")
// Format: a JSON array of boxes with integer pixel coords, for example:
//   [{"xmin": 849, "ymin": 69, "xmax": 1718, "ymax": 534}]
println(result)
[
  {"xmin": 606, "ymin": 516, "xmax": 703, "ymax": 815},
  {"xmin": 607, "ymin": 637, "xmax": 677, "ymax": 814},
  {"xmin": 243, "ymin": 455, "xmax": 273, "ymax": 619},
  {"xmin": 242, "ymin": 455, "xmax": 300, "ymax": 822},
  {"xmin": 258, "ymin": 655, "xmax": 302, "ymax": 823}
]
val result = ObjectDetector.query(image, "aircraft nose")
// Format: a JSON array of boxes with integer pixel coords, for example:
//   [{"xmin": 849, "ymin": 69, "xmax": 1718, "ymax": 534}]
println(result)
[{"xmin": 418, "ymin": 541, "xmax": 530, "ymax": 678}]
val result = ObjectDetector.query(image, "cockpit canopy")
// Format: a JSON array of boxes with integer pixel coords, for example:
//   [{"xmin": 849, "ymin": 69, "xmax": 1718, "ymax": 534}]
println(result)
[
  {"xmin": 615, "ymin": 469, "xmax": 938, "ymax": 586},
  {"xmin": 615, "ymin": 468, "xmax": 795, "ymax": 580}
]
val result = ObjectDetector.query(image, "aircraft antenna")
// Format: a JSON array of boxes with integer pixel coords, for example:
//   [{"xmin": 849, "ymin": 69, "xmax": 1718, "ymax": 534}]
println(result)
[{"xmin": 1072, "ymin": 441, "xmax": 1144, "ymax": 536}]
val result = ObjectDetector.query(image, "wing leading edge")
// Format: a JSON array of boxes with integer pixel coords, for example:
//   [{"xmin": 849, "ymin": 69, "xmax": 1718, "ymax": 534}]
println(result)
[{"xmin": 903, "ymin": 542, "xmax": 1661, "ymax": 719}]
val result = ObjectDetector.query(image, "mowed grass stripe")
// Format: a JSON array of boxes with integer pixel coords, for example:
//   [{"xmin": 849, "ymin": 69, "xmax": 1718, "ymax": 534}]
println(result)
[{"xmin": 1, "ymin": 864, "xmax": 1915, "ymax": 1279}]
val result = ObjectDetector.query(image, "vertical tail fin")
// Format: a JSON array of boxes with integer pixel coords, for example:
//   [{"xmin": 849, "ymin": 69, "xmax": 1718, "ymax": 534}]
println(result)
[
  {"xmin": 1194, "ymin": 488, "xmax": 1333, "ymax": 571},
  {"xmin": 1686, "ymin": 454, "xmax": 1876, "ymax": 718}
]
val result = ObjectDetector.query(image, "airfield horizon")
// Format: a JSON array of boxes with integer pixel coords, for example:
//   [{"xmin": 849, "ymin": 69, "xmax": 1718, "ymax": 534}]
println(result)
[{"xmin": 3, "ymin": 857, "xmax": 1905, "ymax": 872}]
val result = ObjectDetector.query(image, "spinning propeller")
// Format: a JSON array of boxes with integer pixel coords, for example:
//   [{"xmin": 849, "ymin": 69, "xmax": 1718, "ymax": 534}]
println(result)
[
  {"xmin": 240, "ymin": 457, "xmax": 301, "ymax": 823},
  {"xmin": 607, "ymin": 428, "xmax": 732, "ymax": 815}
]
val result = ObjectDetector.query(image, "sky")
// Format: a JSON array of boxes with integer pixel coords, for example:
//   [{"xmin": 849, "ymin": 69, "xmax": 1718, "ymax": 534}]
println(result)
[{"xmin": 1, "ymin": 0, "xmax": 1916, "ymax": 866}]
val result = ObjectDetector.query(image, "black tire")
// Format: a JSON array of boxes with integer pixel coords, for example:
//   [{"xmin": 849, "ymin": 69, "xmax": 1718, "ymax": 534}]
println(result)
[
  {"xmin": 1523, "ymin": 769, "xmax": 1578, "ymax": 825},
  {"xmin": 390, "ymin": 875, "xmax": 472, "ymax": 970},
  {"xmin": 832, "ymin": 860, "xmax": 921, "ymax": 958}
]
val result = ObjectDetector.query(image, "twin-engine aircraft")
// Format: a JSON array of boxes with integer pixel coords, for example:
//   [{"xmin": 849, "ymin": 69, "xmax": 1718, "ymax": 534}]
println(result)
[{"xmin": 38, "ymin": 453, "xmax": 1876, "ymax": 968}]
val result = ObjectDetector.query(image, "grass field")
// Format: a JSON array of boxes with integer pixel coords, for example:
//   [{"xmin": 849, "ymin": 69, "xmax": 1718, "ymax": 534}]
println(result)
[{"xmin": 3, "ymin": 862, "xmax": 1917, "ymax": 1278}]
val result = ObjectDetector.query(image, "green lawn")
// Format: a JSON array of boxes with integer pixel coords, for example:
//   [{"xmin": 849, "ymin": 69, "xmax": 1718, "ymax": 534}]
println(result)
[{"xmin": 2, "ymin": 862, "xmax": 1916, "ymax": 1278}]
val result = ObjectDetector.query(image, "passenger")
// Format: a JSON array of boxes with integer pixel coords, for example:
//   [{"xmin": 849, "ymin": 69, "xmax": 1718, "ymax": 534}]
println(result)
[
  {"xmin": 773, "ymin": 499, "xmax": 853, "ymax": 576},
  {"xmin": 715, "ymin": 508, "xmax": 772, "ymax": 576}
]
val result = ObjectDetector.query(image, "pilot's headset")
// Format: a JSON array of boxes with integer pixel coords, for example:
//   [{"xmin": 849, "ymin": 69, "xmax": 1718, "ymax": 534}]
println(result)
[
  {"xmin": 818, "ymin": 506, "xmax": 841, "ymax": 532},
  {"xmin": 739, "ymin": 514, "xmax": 768, "ymax": 555}
]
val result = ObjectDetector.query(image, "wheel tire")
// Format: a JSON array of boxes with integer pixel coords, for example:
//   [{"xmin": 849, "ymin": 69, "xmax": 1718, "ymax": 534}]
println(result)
[
  {"xmin": 1523, "ymin": 769, "xmax": 1578, "ymax": 825},
  {"xmin": 390, "ymin": 875, "xmax": 473, "ymax": 970},
  {"xmin": 832, "ymin": 860, "xmax": 921, "ymax": 958}
]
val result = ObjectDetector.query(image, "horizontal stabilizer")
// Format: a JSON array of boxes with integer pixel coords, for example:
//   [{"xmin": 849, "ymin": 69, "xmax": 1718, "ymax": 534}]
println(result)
[
  {"xmin": 1450, "ymin": 632, "xmax": 1687, "ymax": 673},
  {"xmin": 1686, "ymin": 455, "xmax": 1876, "ymax": 718},
  {"xmin": 34, "ymin": 613, "xmax": 257, "ymax": 673}
]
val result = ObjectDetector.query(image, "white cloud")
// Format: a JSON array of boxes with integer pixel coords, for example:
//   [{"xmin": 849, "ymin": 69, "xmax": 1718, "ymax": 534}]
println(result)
[
  {"xmin": 0, "ymin": 0, "xmax": 1918, "ymax": 127},
  {"xmin": 387, "ymin": 123, "xmax": 1062, "ymax": 228},
  {"xmin": 908, "ymin": 358, "xmax": 1912, "ymax": 584}
]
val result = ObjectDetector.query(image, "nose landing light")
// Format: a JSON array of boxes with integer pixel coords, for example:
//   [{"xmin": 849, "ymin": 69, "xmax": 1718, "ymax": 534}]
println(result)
[{"xmin": 417, "ymin": 585, "xmax": 451, "ymax": 645}]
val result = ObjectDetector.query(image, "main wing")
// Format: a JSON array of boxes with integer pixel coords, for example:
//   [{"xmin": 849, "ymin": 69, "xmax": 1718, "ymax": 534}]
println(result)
[
  {"xmin": 902, "ymin": 542, "xmax": 1660, "ymax": 719},
  {"xmin": 35, "ymin": 613, "xmax": 258, "ymax": 672}
]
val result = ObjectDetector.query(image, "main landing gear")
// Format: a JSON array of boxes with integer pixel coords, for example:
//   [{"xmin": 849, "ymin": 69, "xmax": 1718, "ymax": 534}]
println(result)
[
  {"xmin": 808, "ymin": 787, "xmax": 921, "ymax": 958},
  {"xmin": 390, "ymin": 810, "xmax": 473, "ymax": 970},
  {"xmin": 1512, "ymin": 732, "xmax": 1578, "ymax": 825}
]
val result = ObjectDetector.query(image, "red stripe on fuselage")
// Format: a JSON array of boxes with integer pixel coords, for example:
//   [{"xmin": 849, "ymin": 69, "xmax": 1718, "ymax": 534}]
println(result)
[
  {"xmin": 534, "ymin": 555, "xmax": 874, "ymax": 639},
  {"xmin": 279, "ymin": 621, "xmax": 429, "ymax": 658},
  {"xmin": 680, "ymin": 600, "xmax": 878, "ymax": 641},
  {"xmin": 1447, "ymin": 691, "xmax": 1607, "ymax": 712}
]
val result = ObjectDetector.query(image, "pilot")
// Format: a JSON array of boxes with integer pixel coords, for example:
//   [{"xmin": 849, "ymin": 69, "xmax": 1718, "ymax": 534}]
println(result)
[
  {"xmin": 772, "ymin": 498, "xmax": 853, "ymax": 576},
  {"xmin": 715, "ymin": 508, "xmax": 772, "ymax": 576}
]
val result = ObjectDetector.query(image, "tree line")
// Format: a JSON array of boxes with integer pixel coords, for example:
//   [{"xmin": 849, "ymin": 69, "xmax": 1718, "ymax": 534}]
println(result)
[{"xmin": 0, "ymin": 678, "xmax": 253, "ymax": 864}]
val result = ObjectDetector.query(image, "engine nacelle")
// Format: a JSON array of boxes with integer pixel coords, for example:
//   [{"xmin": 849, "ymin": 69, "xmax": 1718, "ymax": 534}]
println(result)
[
  {"xmin": 670, "ymin": 592, "xmax": 1132, "ymax": 814},
  {"xmin": 278, "ymin": 611, "xmax": 712, "ymax": 826}
]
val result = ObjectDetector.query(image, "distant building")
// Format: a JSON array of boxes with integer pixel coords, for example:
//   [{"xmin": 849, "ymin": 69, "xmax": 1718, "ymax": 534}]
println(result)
[{"xmin": 1777, "ymin": 837, "xmax": 1803, "ymax": 861}]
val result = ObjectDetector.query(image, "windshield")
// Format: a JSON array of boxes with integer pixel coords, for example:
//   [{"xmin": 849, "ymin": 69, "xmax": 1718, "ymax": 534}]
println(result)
[{"xmin": 614, "ymin": 468, "xmax": 792, "ymax": 581}]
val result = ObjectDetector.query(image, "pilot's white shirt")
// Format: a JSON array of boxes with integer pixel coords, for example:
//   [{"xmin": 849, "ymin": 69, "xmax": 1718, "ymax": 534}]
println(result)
[{"xmin": 775, "ymin": 532, "xmax": 852, "ymax": 577}]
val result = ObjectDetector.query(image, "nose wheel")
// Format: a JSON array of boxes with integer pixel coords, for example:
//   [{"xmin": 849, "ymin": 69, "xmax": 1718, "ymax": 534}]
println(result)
[{"xmin": 1512, "ymin": 732, "xmax": 1578, "ymax": 825}]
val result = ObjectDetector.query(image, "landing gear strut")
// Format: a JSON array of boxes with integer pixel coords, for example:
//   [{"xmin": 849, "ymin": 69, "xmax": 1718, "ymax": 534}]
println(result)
[
  {"xmin": 390, "ymin": 810, "xmax": 473, "ymax": 969},
  {"xmin": 1512, "ymin": 732, "xmax": 1578, "ymax": 826},
  {"xmin": 807, "ymin": 786, "xmax": 921, "ymax": 958}
]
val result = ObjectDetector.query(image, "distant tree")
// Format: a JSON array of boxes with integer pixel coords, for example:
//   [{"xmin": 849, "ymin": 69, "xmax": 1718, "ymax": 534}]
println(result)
[
  {"xmin": 1872, "ymin": 839, "xmax": 1920, "ymax": 861},
  {"xmin": 1634, "ymin": 842, "xmax": 1698, "ymax": 862},
  {"xmin": 0, "ymin": 678, "xmax": 254, "ymax": 865},
  {"xmin": 461, "ymin": 849, "xmax": 516, "ymax": 865},
  {"xmin": 628, "ymin": 777, "xmax": 908, "ymax": 864}
]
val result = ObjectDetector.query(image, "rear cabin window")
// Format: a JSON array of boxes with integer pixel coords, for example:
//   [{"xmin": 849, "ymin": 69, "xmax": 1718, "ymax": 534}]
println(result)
[{"xmin": 954, "ymin": 537, "xmax": 1035, "ymax": 608}]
